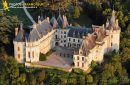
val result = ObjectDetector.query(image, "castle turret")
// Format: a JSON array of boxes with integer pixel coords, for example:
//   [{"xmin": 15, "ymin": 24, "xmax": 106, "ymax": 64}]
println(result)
[
  {"xmin": 110, "ymin": 10, "xmax": 116, "ymax": 26},
  {"xmin": 108, "ymin": 10, "xmax": 121, "ymax": 52},
  {"xmin": 15, "ymin": 27, "xmax": 19, "ymax": 36}
]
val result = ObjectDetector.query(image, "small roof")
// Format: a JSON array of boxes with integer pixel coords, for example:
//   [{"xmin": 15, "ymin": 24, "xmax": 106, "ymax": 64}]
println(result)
[
  {"xmin": 14, "ymin": 28, "xmax": 24, "ymax": 42},
  {"xmin": 28, "ymin": 19, "xmax": 52, "ymax": 42},
  {"xmin": 57, "ymin": 14, "xmax": 63, "ymax": 26},
  {"xmin": 50, "ymin": 16, "xmax": 59, "ymax": 28},
  {"xmin": 67, "ymin": 26, "xmax": 92, "ymax": 38}
]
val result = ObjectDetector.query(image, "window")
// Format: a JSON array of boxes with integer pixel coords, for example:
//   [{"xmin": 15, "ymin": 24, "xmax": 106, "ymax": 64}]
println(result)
[
  {"xmin": 55, "ymin": 35, "xmax": 58, "ymax": 39},
  {"xmin": 73, "ymin": 39, "xmax": 75, "ymax": 42},
  {"xmin": 78, "ymin": 39, "xmax": 80, "ymax": 42},
  {"xmin": 82, "ymin": 57, "xmax": 84, "ymax": 61},
  {"xmin": 64, "ymin": 31, "xmax": 66, "ymax": 34},
  {"xmin": 18, "ymin": 47, "xmax": 20, "ymax": 51},
  {"xmin": 69, "ymin": 38, "xmax": 71, "ymax": 41},
  {"xmin": 77, "ymin": 56, "xmax": 79, "ymax": 60},
  {"xmin": 64, "ymin": 40, "xmax": 66, "ymax": 42},
  {"xmin": 32, "ymin": 51, "xmax": 34, "ymax": 59},
  {"xmin": 77, "ymin": 62, "xmax": 79, "ymax": 66},
  {"xmin": 82, "ymin": 63, "xmax": 84, "ymax": 68},
  {"xmin": 67, "ymin": 54, "xmax": 69, "ymax": 57},
  {"xmin": 61, "ymin": 40, "xmax": 62, "ymax": 43},
  {"xmin": 61, "ymin": 35, "xmax": 62, "ymax": 38},
  {"xmin": 18, "ymin": 54, "xmax": 20, "ymax": 59},
  {"xmin": 111, "ymin": 35, "xmax": 113, "ymax": 38},
  {"xmin": 28, "ymin": 52, "xmax": 30, "ymax": 58},
  {"xmin": 64, "ymin": 54, "xmax": 66, "ymax": 57},
  {"xmin": 80, "ymin": 52, "xmax": 82, "ymax": 54},
  {"xmin": 111, "ymin": 43, "xmax": 112, "ymax": 46},
  {"xmin": 64, "ymin": 44, "xmax": 66, "ymax": 47},
  {"xmin": 60, "ymin": 53, "xmax": 62, "ymax": 56},
  {"xmin": 64, "ymin": 35, "xmax": 66, "ymax": 38}
]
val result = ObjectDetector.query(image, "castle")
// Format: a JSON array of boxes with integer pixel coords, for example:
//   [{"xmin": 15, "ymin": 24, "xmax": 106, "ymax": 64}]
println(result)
[{"xmin": 13, "ymin": 10, "xmax": 121, "ymax": 70}]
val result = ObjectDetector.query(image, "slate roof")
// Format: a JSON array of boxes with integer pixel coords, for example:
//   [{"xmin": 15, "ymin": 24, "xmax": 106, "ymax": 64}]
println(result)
[
  {"xmin": 28, "ymin": 19, "xmax": 52, "ymax": 42},
  {"xmin": 67, "ymin": 26, "xmax": 93, "ymax": 38},
  {"xmin": 81, "ymin": 34, "xmax": 96, "ymax": 56},
  {"xmin": 57, "ymin": 14, "xmax": 63, "ymax": 26},
  {"xmin": 14, "ymin": 28, "xmax": 24, "ymax": 42},
  {"xmin": 50, "ymin": 16, "xmax": 59, "ymax": 28}
]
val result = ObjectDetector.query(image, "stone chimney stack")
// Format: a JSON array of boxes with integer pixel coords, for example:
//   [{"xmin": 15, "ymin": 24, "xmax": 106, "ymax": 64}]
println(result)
[
  {"xmin": 106, "ymin": 19, "xmax": 109, "ymax": 28},
  {"xmin": 115, "ymin": 19, "xmax": 119, "ymax": 28},
  {"xmin": 15, "ymin": 27, "xmax": 19, "ymax": 36},
  {"xmin": 20, "ymin": 23, "xmax": 23, "ymax": 30},
  {"xmin": 38, "ymin": 16, "xmax": 42, "ymax": 24},
  {"xmin": 46, "ymin": 17, "xmax": 50, "ymax": 23}
]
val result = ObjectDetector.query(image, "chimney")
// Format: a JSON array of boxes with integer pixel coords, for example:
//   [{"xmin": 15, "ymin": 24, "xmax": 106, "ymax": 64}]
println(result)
[
  {"xmin": 106, "ymin": 19, "xmax": 109, "ymax": 28},
  {"xmin": 38, "ymin": 16, "xmax": 42, "ymax": 24},
  {"xmin": 115, "ymin": 19, "xmax": 119, "ymax": 28},
  {"xmin": 15, "ymin": 27, "xmax": 19, "ymax": 36},
  {"xmin": 20, "ymin": 23, "xmax": 23, "ymax": 30},
  {"xmin": 46, "ymin": 17, "xmax": 50, "ymax": 23}
]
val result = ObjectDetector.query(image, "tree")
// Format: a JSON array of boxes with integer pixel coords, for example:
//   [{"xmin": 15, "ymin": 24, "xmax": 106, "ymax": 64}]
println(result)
[
  {"xmin": 36, "ymin": 70, "xmax": 45, "ymax": 84},
  {"xmin": 86, "ymin": 75, "xmax": 93, "ymax": 84},
  {"xmin": 73, "ymin": 6, "xmax": 80, "ymax": 19}
]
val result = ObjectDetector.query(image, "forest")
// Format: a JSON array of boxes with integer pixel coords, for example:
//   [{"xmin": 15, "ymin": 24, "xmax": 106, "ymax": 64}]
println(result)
[{"xmin": 0, "ymin": 0, "xmax": 130, "ymax": 85}]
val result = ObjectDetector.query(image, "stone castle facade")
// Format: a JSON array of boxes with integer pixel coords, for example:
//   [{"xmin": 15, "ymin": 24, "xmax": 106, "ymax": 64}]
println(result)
[{"xmin": 13, "ymin": 10, "xmax": 121, "ymax": 70}]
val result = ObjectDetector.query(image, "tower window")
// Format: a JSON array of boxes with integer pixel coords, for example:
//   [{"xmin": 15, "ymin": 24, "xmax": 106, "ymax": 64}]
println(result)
[
  {"xmin": 18, "ymin": 47, "xmax": 20, "ymax": 51},
  {"xmin": 82, "ymin": 63, "xmax": 84, "ymax": 68},
  {"xmin": 18, "ymin": 54, "xmax": 20, "ymax": 59},
  {"xmin": 32, "ymin": 51, "xmax": 34, "ymax": 59},
  {"xmin": 111, "ymin": 43, "xmax": 113, "ymax": 46},
  {"xmin": 77, "ymin": 56, "xmax": 79, "ymax": 60},
  {"xmin": 82, "ymin": 57, "xmax": 84, "ymax": 61},
  {"xmin": 28, "ymin": 52, "xmax": 30, "ymax": 58},
  {"xmin": 77, "ymin": 62, "xmax": 79, "ymax": 66}
]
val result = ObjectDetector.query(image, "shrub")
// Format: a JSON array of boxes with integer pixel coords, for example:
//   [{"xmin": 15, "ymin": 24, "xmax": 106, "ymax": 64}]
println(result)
[{"xmin": 39, "ymin": 53, "xmax": 46, "ymax": 61}]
